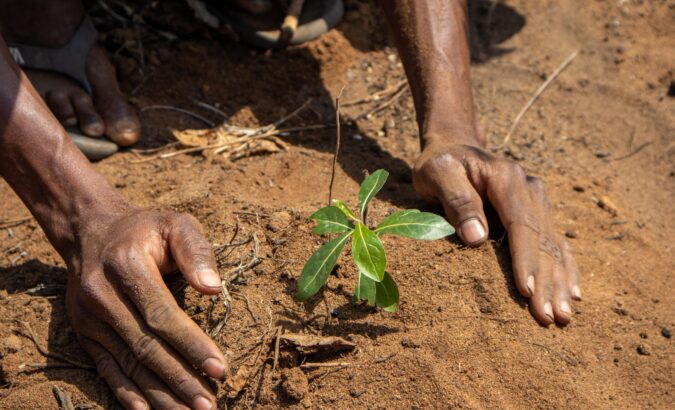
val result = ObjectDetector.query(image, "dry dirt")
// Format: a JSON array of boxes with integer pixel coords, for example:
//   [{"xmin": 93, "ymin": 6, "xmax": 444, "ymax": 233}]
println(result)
[{"xmin": 1, "ymin": 0, "xmax": 674, "ymax": 408}]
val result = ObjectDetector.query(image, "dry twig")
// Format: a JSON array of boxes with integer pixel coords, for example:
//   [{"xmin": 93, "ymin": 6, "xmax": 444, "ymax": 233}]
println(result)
[
  {"xmin": 140, "ymin": 105, "xmax": 215, "ymax": 127},
  {"xmin": 300, "ymin": 362, "xmax": 351, "ymax": 369},
  {"xmin": 52, "ymin": 385, "xmax": 75, "ymax": 410},
  {"xmin": 497, "ymin": 49, "xmax": 579, "ymax": 149},
  {"xmin": 16, "ymin": 321, "xmax": 94, "ymax": 370}
]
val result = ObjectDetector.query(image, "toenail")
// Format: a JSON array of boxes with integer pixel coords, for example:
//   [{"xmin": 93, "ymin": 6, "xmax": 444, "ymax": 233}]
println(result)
[
  {"xmin": 527, "ymin": 276, "xmax": 535, "ymax": 296},
  {"xmin": 544, "ymin": 302, "xmax": 554, "ymax": 320},
  {"xmin": 560, "ymin": 301, "xmax": 571, "ymax": 315},
  {"xmin": 572, "ymin": 285, "xmax": 582, "ymax": 300}
]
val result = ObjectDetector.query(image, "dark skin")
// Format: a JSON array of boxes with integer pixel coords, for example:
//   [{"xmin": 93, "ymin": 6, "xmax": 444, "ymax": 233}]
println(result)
[{"xmin": 0, "ymin": 0, "xmax": 581, "ymax": 408}]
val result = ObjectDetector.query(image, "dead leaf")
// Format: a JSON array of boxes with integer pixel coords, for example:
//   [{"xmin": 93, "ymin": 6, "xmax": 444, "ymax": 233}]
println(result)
[
  {"xmin": 226, "ymin": 364, "xmax": 250, "ymax": 398},
  {"xmin": 280, "ymin": 333, "xmax": 356, "ymax": 355}
]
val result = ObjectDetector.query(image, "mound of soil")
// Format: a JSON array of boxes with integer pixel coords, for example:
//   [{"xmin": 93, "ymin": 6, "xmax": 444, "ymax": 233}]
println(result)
[{"xmin": 1, "ymin": 0, "xmax": 673, "ymax": 408}]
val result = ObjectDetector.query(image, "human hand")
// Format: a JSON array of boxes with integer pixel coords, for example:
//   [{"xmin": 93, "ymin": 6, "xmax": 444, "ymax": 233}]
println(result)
[
  {"xmin": 413, "ymin": 138, "xmax": 581, "ymax": 326},
  {"xmin": 65, "ymin": 208, "xmax": 228, "ymax": 410}
]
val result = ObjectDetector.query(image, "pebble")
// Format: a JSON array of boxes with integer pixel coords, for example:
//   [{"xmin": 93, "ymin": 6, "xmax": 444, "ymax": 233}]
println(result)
[
  {"xmin": 661, "ymin": 327, "xmax": 671, "ymax": 338},
  {"xmin": 636, "ymin": 343, "xmax": 650, "ymax": 356},
  {"xmin": 401, "ymin": 338, "xmax": 421, "ymax": 349},
  {"xmin": 565, "ymin": 231, "xmax": 578, "ymax": 239},
  {"xmin": 597, "ymin": 196, "xmax": 619, "ymax": 216},
  {"xmin": 572, "ymin": 185, "xmax": 585, "ymax": 192},
  {"xmin": 280, "ymin": 368, "xmax": 309, "ymax": 401}
]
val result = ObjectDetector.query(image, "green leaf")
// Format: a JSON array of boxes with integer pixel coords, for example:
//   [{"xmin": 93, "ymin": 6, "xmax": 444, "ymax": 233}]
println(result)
[
  {"xmin": 352, "ymin": 271, "xmax": 376, "ymax": 305},
  {"xmin": 375, "ymin": 209, "xmax": 455, "ymax": 240},
  {"xmin": 351, "ymin": 222, "xmax": 386, "ymax": 282},
  {"xmin": 310, "ymin": 206, "xmax": 354, "ymax": 234},
  {"xmin": 358, "ymin": 169, "xmax": 389, "ymax": 220},
  {"xmin": 331, "ymin": 199, "xmax": 357, "ymax": 221},
  {"xmin": 375, "ymin": 271, "xmax": 399, "ymax": 312},
  {"xmin": 297, "ymin": 231, "xmax": 352, "ymax": 301}
]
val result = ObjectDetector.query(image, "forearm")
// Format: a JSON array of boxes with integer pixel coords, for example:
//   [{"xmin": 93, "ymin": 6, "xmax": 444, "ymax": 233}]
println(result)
[
  {"xmin": 381, "ymin": 0, "xmax": 480, "ymax": 147},
  {"xmin": 0, "ymin": 37, "xmax": 128, "ymax": 263}
]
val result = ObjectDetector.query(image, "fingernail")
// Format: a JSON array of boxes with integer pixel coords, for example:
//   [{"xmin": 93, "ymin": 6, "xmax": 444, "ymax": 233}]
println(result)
[
  {"xmin": 544, "ymin": 302, "xmax": 554, "ymax": 320},
  {"xmin": 198, "ymin": 269, "xmax": 222, "ymax": 289},
  {"xmin": 527, "ymin": 276, "xmax": 535, "ymax": 296},
  {"xmin": 130, "ymin": 401, "xmax": 148, "ymax": 410},
  {"xmin": 560, "ymin": 300, "xmax": 571, "ymax": 315},
  {"xmin": 203, "ymin": 357, "xmax": 226, "ymax": 379},
  {"xmin": 572, "ymin": 285, "xmax": 582, "ymax": 300},
  {"xmin": 460, "ymin": 219, "xmax": 486, "ymax": 245},
  {"xmin": 193, "ymin": 395, "xmax": 213, "ymax": 410}
]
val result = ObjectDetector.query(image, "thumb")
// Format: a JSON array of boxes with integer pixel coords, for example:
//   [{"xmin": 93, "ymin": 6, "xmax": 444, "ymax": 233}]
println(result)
[
  {"xmin": 167, "ymin": 214, "xmax": 222, "ymax": 294},
  {"xmin": 433, "ymin": 173, "xmax": 489, "ymax": 246}
]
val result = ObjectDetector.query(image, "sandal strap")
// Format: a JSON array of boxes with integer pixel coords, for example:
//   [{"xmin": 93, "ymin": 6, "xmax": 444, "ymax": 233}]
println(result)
[{"xmin": 6, "ymin": 16, "xmax": 97, "ymax": 94}]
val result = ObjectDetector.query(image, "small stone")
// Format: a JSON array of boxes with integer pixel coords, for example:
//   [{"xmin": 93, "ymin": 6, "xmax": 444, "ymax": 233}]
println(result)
[
  {"xmin": 565, "ymin": 231, "xmax": 578, "ymax": 239},
  {"xmin": 639, "ymin": 332, "xmax": 648, "ymax": 339},
  {"xmin": 401, "ymin": 338, "xmax": 421, "ymax": 349},
  {"xmin": 594, "ymin": 151, "xmax": 610, "ymax": 158},
  {"xmin": 597, "ymin": 196, "xmax": 619, "ymax": 216},
  {"xmin": 636, "ymin": 344, "xmax": 650, "ymax": 356},
  {"xmin": 267, "ymin": 211, "xmax": 292, "ymax": 232},
  {"xmin": 280, "ymin": 367, "xmax": 309, "ymax": 401},
  {"xmin": 661, "ymin": 328, "xmax": 671, "ymax": 338},
  {"xmin": 572, "ymin": 185, "xmax": 585, "ymax": 192}
]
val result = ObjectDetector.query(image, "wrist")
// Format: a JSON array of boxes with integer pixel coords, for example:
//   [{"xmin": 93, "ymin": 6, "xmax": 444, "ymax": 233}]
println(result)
[{"xmin": 421, "ymin": 122, "xmax": 484, "ymax": 150}]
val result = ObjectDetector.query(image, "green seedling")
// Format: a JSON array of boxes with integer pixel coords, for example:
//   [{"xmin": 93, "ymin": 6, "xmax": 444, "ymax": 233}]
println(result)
[{"xmin": 296, "ymin": 169, "xmax": 455, "ymax": 311}]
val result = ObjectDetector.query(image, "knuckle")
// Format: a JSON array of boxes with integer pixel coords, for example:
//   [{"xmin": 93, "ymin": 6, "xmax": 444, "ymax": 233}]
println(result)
[
  {"xmin": 444, "ymin": 190, "xmax": 478, "ymax": 213},
  {"xmin": 47, "ymin": 90, "xmax": 68, "ymax": 102},
  {"xmin": 144, "ymin": 299, "xmax": 174, "ymax": 332},
  {"xmin": 94, "ymin": 354, "xmax": 117, "ymax": 379},
  {"xmin": 118, "ymin": 349, "xmax": 143, "ymax": 379},
  {"xmin": 73, "ymin": 93, "xmax": 92, "ymax": 106},
  {"xmin": 132, "ymin": 334, "xmax": 160, "ymax": 364},
  {"xmin": 174, "ymin": 374, "xmax": 205, "ymax": 399}
]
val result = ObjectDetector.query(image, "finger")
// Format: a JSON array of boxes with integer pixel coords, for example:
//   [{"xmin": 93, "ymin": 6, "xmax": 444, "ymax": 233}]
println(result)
[
  {"xmin": 78, "ymin": 322, "xmax": 189, "ymax": 409},
  {"xmin": 167, "ymin": 213, "xmax": 222, "ymax": 294},
  {"xmin": 551, "ymin": 258, "xmax": 572, "ymax": 325},
  {"xmin": 484, "ymin": 163, "xmax": 539, "ymax": 299},
  {"xmin": 81, "ymin": 275, "xmax": 218, "ymax": 409},
  {"xmin": 418, "ymin": 154, "xmax": 489, "ymax": 245},
  {"xmin": 71, "ymin": 92, "xmax": 105, "ymax": 137},
  {"xmin": 526, "ymin": 176, "xmax": 557, "ymax": 325},
  {"xmin": 45, "ymin": 90, "xmax": 77, "ymax": 126},
  {"xmin": 79, "ymin": 337, "xmax": 149, "ymax": 410},
  {"xmin": 560, "ymin": 238, "xmax": 582, "ymax": 300},
  {"xmin": 529, "ymin": 245, "xmax": 555, "ymax": 326},
  {"xmin": 104, "ymin": 250, "xmax": 229, "ymax": 381}
]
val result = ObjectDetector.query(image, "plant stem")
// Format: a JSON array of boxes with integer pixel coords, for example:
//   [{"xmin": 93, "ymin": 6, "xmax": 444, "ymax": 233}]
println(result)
[{"xmin": 328, "ymin": 86, "xmax": 345, "ymax": 206}]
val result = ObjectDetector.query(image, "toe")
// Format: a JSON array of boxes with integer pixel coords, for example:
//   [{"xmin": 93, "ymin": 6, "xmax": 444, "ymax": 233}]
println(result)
[
  {"xmin": 46, "ymin": 90, "xmax": 77, "ymax": 126},
  {"xmin": 85, "ymin": 46, "xmax": 141, "ymax": 146},
  {"xmin": 104, "ymin": 110, "xmax": 141, "ymax": 146},
  {"xmin": 71, "ymin": 92, "xmax": 105, "ymax": 137},
  {"xmin": 552, "ymin": 264, "xmax": 572, "ymax": 325}
]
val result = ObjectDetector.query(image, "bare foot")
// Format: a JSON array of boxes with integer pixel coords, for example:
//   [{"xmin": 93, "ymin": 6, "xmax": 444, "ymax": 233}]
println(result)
[{"xmin": 0, "ymin": 1, "xmax": 140, "ymax": 146}]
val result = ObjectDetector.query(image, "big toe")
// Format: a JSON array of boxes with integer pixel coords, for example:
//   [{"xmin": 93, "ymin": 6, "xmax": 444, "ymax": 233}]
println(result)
[{"xmin": 106, "ymin": 113, "xmax": 141, "ymax": 146}]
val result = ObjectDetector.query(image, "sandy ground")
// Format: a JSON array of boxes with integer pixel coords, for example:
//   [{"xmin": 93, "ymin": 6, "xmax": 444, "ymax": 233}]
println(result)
[{"xmin": 1, "ymin": 0, "xmax": 674, "ymax": 408}]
